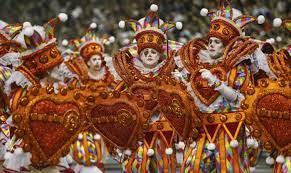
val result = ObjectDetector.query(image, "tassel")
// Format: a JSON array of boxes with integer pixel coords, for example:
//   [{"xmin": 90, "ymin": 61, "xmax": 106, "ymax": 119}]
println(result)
[
  {"xmin": 230, "ymin": 140, "xmax": 239, "ymax": 148},
  {"xmin": 207, "ymin": 143, "xmax": 216, "ymax": 150}
]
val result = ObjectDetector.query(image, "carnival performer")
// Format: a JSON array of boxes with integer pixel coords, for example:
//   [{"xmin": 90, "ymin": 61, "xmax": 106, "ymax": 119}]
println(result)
[
  {"xmin": 174, "ymin": 1, "xmax": 272, "ymax": 172},
  {"xmin": 0, "ymin": 23, "xmax": 13, "ymax": 162},
  {"xmin": 2, "ymin": 13, "xmax": 73, "ymax": 173},
  {"xmin": 114, "ymin": 4, "xmax": 187, "ymax": 173},
  {"xmin": 0, "ymin": 22, "xmax": 27, "ymax": 164},
  {"xmin": 260, "ymin": 18, "xmax": 291, "ymax": 173},
  {"xmin": 61, "ymin": 22, "xmax": 119, "ymax": 173}
]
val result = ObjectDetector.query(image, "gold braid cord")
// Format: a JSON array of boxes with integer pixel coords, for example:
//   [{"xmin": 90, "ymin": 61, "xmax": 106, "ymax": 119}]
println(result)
[
  {"xmin": 242, "ymin": 78, "xmax": 291, "ymax": 155},
  {"xmin": 16, "ymin": 66, "xmax": 40, "ymax": 86}
]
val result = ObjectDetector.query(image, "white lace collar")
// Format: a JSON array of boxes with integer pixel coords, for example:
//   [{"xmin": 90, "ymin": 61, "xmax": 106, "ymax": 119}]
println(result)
[
  {"xmin": 133, "ymin": 57, "xmax": 166, "ymax": 75},
  {"xmin": 198, "ymin": 49, "xmax": 223, "ymax": 65},
  {"xmin": 88, "ymin": 66, "xmax": 106, "ymax": 81}
]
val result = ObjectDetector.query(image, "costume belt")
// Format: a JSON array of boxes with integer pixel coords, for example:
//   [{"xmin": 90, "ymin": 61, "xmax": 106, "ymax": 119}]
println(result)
[
  {"xmin": 199, "ymin": 111, "xmax": 246, "ymax": 143},
  {"xmin": 200, "ymin": 111, "xmax": 245, "ymax": 125}
]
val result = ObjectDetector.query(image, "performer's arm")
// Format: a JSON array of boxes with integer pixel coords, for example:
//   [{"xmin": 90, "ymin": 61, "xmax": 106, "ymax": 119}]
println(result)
[{"xmin": 200, "ymin": 68, "xmax": 244, "ymax": 102}]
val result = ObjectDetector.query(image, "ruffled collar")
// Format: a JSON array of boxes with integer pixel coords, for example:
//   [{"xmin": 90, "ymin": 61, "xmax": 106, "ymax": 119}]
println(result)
[
  {"xmin": 133, "ymin": 57, "xmax": 166, "ymax": 75},
  {"xmin": 88, "ymin": 66, "xmax": 106, "ymax": 81},
  {"xmin": 198, "ymin": 49, "xmax": 223, "ymax": 65}
]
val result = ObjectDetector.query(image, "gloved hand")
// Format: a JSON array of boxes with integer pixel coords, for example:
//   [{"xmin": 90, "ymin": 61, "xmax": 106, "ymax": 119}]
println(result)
[{"xmin": 199, "ymin": 69, "xmax": 219, "ymax": 86}]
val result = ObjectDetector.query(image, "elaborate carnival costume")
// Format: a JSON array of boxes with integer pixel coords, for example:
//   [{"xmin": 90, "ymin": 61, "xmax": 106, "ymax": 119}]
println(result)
[
  {"xmin": 63, "ymin": 23, "xmax": 119, "ymax": 88},
  {"xmin": 2, "ymin": 13, "xmax": 74, "ymax": 173},
  {"xmin": 0, "ymin": 2, "xmax": 288, "ymax": 173},
  {"xmin": 62, "ymin": 23, "xmax": 119, "ymax": 173},
  {"xmin": 0, "ymin": 22, "xmax": 38, "ymax": 166},
  {"xmin": 0, "ymin": 22, "xmax": 23, "ymax": 162},
  {"xmin": 244, "ymin": 18, "xmax": 291, "ymax": 173},
  {"xmin": 112, "ymin": 4, "xmax": 198, "ymax": 173},
  {"xmin": 175, "ymin": 1, "xmax": 272, "ymax": 172}
]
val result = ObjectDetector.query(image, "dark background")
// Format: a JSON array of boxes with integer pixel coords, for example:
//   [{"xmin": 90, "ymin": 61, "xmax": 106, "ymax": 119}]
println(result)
[{"xmin": 0, "ymin": 0, "xmax": 290, "ymax": 53}]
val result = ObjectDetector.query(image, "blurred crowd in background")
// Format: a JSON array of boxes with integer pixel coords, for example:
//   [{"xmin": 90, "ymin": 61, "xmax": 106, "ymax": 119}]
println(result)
[{"xmin": 0, "ymin": 0, "xmax": 290, "ymax": 54}]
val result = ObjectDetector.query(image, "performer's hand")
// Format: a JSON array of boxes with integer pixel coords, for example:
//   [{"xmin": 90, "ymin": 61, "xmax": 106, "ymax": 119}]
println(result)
[
  {"xmin": 172, "ymin": 69, "xmax": 188, "ymax": 83},
  {"xmin": 199, "ymin": 69, "xmax": 218, "ymax": 86},
  {"xmin": 172, "ymin": 69, "xmax": 182, "ymax": 79}
]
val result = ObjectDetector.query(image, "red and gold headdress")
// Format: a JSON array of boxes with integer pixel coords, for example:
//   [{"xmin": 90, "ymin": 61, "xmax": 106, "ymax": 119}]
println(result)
[
  {"xmin": 13, "ymin": 13, "xmax": 68, "ymax": 76},
  {"xmin": 118, "ymin": 4, "xmax": 183, "ymax": 54},
  {"xmin": 200, "ymin": 0, "xmax": 265, "ymax": 45},
  {"xmin": 68, "ymin": 23, "xmax": 115, "ymax": 62}
]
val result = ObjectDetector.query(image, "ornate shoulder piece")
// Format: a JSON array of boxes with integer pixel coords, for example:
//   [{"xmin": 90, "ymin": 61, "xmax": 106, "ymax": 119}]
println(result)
[
  {"xmin": 161, "ymin": 50, "xmax": 177, "ymax": 77},
  {"xmin": 268, "ymin": 49, "xmax": 290, "ymax": 81},
  {"xmin": 113, "ymin": 49, "xmax": 135, "ymax": 85},
  {"xmin": 243, "ymin": 78, "xmax": 290, "ymax": 155},
  {"xmin": 12, "ymin": 85, "xmax": 87, "ymax": 168},
  {"xmin": 223, "ymin": 36, "xmax": 258, "ymax": 70},
  {"xmin": 179, "ymin": 38, "xmax": 208, "ymax": 73},
  {"xmin": 64, "ymin": 57, "xmax": 89, "ymax": 83}
]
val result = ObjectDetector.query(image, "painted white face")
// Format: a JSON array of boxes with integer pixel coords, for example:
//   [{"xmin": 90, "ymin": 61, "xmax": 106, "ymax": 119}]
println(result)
[
  {"xmin": 208, "ymin": 37, "xmax": 225, "ymax": 59},
  {"xmin": 140, "ymin": 48, "xmax": 160, "ymax": 69},
  {"xmin": 87, "ymin": 54, "xmax": 103, "ymax": 71}
]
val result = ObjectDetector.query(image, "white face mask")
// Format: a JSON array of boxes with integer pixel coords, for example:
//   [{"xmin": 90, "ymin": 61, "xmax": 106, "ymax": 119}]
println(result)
[
  {"xmin": 87, "ymin": 54, "xmax": 103, "ymax": 71},
  {"xmin": 208, "ymin": 37, "xmax": 225, "ymax": 59},
  {"xmin": 140, "ymin": 48, "xmax": 160, "ymax": 69}
]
